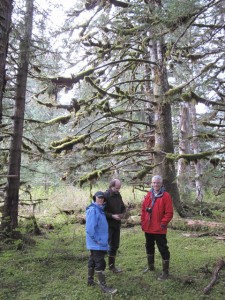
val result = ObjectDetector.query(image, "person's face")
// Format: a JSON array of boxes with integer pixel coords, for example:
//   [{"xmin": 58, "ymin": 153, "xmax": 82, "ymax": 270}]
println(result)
[
  {"xmin": 111, "ymin": 182, "xmax": 121, "ymax": 193},
  {"xmin": 95, "ymin": 196, "xmax": 105, "ymax": 205},
  {"xmin": 151, "ymin": 179, "xmax": 162, "ymax": 193}
]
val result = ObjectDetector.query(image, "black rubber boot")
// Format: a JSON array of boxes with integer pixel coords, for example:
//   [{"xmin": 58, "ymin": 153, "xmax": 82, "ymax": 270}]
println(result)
[
  {"xmin": 87, "ymin": 267, "xmax": 95, "ymax": 286},
  {"xmin": 143, "ymin": 254, "xmax": 155, "ymax": 273},
  {"xmin": 96, "ymin": 271, "xmax": 117, "ymax": 294},
  {"xmin": 157, "ymin": 260, "xmax": 169, "ymax": 280},
  {"xmin": 108, "ymin": 256, "xmax": 122, "ymax": 273}
]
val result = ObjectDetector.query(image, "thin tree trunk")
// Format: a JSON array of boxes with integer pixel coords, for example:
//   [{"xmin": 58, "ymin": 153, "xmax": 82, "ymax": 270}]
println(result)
[
  {"xmin": 191, "ymin": 103, "xmax": 204, "ymax": 203},
  {"xmin": 144, "ymin": 50, "xmax": 155, "ymax": 159},
  {"xmin": 0, "ymin": 0, "xmax": 13, "ymax": 124},
  {"xmin": 177, "ymin": 103, "xmax": 191, "ymax": 186},
  {"xmin": 2, "ymin": 0, "xmax": 34, "ymax": 233}
]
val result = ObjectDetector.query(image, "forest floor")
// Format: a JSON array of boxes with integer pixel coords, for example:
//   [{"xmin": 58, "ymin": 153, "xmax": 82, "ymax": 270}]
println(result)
[
  {"xmin": 1, "ymin": 186, "xmax": 225, "ymax": 299},
  {"xmin": 0, "ymin": 221, "xmax": 225, "ymax": 300}
]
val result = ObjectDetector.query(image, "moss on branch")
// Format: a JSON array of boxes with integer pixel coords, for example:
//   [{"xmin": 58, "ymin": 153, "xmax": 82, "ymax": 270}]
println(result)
[
  {"xmin": 133, "ymin": 165, "xmax": 155, "ymax": 180},
  {"xmin": 50, "ymin": 68, "xmax": 95, "ymax": 87},
  {"xmin": 50, "ymin": 135, "xmax": 88, "ymax": 153},
  {"xmin": 48, "ymin": 59, "xmax": 157, "ymax": 91},
  {"xmin": 84, "ymin": 143, "xmax": 115, "ymax": 154},
  {"xmin": 85, "ymin": 76, "xmax": 120, "ymax": 99},
  {"xmin": 37, "ymin": 100, "xmax": 75, "ymax": 112},
  {"xmin": 22, "ymin": 136, "xmax": 45, "ymax": 154},
  {"xmin": 46, "ymin": 115, "xmax": 71, "ymax": 125},
  {"xmin": 79, "ymin": 167, "xmax": 110, "ymax": 186},
  {"xmin": 166, "ymin": 151, "xmax": 216, "ymax": 162},
  {"xmin": 165, "ymin": 83, "xmax": 186, "ymax": 96}
]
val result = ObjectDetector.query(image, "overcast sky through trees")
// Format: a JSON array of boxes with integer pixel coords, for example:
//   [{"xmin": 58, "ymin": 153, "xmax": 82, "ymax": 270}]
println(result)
[{"xmin": 35, "ymin": 0, "xmax": 209, "ymax": 112}]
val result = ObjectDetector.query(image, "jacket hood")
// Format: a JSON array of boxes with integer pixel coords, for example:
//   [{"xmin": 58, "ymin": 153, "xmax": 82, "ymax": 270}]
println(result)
[{"xmin": 86, "ymin": 201, "xmax": 105, "ymax": 212}]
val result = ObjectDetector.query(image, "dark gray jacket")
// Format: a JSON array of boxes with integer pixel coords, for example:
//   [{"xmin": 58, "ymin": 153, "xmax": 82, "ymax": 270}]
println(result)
[{"xmin": 104, "ymin": 189, "xmax": 126, "ymax": 229}]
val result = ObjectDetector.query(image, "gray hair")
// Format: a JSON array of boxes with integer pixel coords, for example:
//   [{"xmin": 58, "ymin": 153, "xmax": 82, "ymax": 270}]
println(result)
[{"xmin": 152, "ymin": 175, "xmax": 163, "ymax": 183}]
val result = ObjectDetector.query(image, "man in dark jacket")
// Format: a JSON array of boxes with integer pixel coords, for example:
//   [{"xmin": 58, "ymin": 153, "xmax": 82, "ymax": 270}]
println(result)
[{"xmin": 104, "ymin": 179, "xmax": 126, "ymax": 273}]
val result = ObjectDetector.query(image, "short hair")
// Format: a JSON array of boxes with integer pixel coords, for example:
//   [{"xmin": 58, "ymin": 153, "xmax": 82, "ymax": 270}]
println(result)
[
  {"xmin": 109, "ymin": 179, "xmax": 121, "ymax": 188},
  {"xmin": 152, "ymin": 175, "xmax": 163, "ymax": 183}
]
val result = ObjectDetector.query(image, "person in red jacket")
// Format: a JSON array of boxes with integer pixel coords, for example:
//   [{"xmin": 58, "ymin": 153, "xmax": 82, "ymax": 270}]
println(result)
[{"xmin": 141, "ymin": 175, "xmax": 173, "ymax": 280}]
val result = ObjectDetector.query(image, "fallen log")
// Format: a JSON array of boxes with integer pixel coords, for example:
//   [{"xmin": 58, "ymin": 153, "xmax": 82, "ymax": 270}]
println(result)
[
  {"xmin": 170, "ymin": 218, "xmax": 225, "ymax": 232},
  {"xmin": 182, "ymin": 233, "xmax": 225, "ymax": 240},
  {"xmin": 203, "ymin": 258, "xmax": 225, "ymax": 295}
]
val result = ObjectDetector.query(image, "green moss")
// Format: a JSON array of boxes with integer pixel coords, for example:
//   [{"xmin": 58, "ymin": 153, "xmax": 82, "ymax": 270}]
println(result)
[
  {"xmin": 135, "ymin": 165, "xmax": 154, "ymax": 179},
  {"xmin": 181, "ymin": 92, "xmax": 192, "ymax": 102},
  {"xmin": 84, "ymin": 143, "xmax": 114, "ymax": 154},
  {"xmin": 166, "ymin": 151, "xmax": 215, "ymax": 162},
  {"xmin": 79, "ymin": 167, "xmax": 110, "ymax": 186},
  {"xmin": 85, "ymin": 76, "xmax": 119, "ymax": 99},
  {"xmin": 201, "ymin": 62, "xmax": 214, "ymax": 73},
  {"xmin": 50, "ymin": 135, "xmax": 88, "ymax": 153},
  {"xmin": 165, "ymin": 83, "xmax": 186, "ymax": 96},
  {"xmin": 46, "ymin": 115, "xmax": 71, "ymax": 125},
  {"xmin": 110, "ymin": 109, "xmax": 126, "ymax": 116}
]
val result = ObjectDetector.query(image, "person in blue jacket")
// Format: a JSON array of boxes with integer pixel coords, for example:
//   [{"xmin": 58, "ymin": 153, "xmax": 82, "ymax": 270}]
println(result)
[{"xmin": 86, "ymin": 191, "xmax": 117, "ymax": 294}]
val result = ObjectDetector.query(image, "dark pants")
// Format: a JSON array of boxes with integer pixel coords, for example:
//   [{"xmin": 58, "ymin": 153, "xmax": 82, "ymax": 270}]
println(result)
[
  {"xmin": 108, "ymin": 226, "xmax": 120, "ymax": 256},
  {"xmin": 88, "ymin": 250, "xmax": 107, "ymax": 271},
  {"xmin": 145, "ymin": 233, "xmax": 170, "ymax": 260}
]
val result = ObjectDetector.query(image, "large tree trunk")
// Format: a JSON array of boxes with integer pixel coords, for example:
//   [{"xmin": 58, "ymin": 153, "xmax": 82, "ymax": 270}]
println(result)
[
  {"xmin": 146, "ymin": 0, "xmax": 185, "ymax": 216},
  {"xmin": 1, "ymin": 0, "xmax": 34, "ymax": 233},
  {"xmin": 0, "ymin": 0, "xmax": 13, "ymax": 124}
]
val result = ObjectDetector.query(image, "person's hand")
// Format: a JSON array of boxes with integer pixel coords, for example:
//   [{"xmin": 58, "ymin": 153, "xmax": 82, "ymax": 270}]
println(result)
[
  {"xmin": 112, "ymin": 214, "xmax": 121, "ymax": 221},
  {"xmin": 160, "ymin": 224, "xmax": 167, "ymax": 229},
  {"xmin": 118, "ymin": 213, "xmax": 124, "ymax": 219}
]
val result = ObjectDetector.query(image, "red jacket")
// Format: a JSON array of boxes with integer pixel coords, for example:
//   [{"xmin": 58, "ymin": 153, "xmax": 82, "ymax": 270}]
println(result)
[{"xmin": 141, "ymin": 191, "xmax": 173, "ymax": 234}]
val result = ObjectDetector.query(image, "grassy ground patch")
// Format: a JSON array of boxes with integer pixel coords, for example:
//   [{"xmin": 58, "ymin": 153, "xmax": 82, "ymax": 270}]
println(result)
[
  {"xmin": 1, "ymin": 184, "xmax": 225, "ymax": 299},
  {"xmin": 0, "ymin": 224, "xmax": 224, "ymax": 300}
]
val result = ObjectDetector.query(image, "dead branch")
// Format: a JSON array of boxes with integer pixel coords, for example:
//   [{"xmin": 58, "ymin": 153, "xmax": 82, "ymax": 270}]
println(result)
[{"xmin": 203, "ymin": 258, "xmax": 225, "ymax": 294}]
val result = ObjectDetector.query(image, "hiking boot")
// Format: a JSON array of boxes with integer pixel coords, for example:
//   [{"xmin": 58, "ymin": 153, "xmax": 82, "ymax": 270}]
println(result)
[
  {"xmin": 157, "ymin": 260, "xmax": 169, "ymax": 280},
  {"xmin": 87, "ymin": 267, "xmax": 95, "ymax": 286},
  {"xmin": 96, "ymin": 271, "xmax": 117, "ymax": 294},
  {"xmin": 108, "ymin": 255, "xmax": 123, "ymax": 273},
  {"xmin": 143, "ymin": 254, "xmax": 155, "ymax": 273}
]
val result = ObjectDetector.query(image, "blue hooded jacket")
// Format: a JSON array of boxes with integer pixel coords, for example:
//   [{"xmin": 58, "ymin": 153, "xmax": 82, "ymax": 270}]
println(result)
[{"xmin": 86, "ymin": 202, "xmax": 108, "ymax": 251}]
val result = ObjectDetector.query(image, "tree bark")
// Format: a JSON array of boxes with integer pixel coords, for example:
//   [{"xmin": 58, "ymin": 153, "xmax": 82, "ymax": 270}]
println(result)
[
  {"xmin": 190, "ymin": 104, "xmax": 204, "ymax": 203},
  {"xmin": 177, "ymin": 103, "xmax": 191, "ymax": 184},
  {"xmin": 0, "ymin": 0, "xmax": 13, "ymax": 124},
  {"xmin": 2, "ymin": 0, "xmax": 34, "ymax": 233},
  {"xmin": 146, "ymin": 0, "xmax": 185, "ymax": 216}
]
